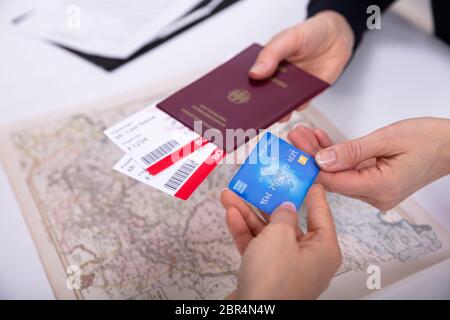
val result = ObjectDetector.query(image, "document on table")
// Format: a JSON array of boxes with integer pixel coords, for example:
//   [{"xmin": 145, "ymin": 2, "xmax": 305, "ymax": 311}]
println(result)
[
  {"xmin": 2, "ymin": 88, "xmax": 450, "ymax": 299},
  {"xmin": 157, "ymin": 0, "xmax": 224, "ymax": 38},
  {"xmin": 15, "ymin": 0, "xmax": 204, "ymax": 58}
]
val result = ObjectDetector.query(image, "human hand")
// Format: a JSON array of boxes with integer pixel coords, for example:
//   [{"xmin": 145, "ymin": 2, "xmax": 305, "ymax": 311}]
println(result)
[
  {"xmin": 221, "ymin": 184, "xmax": 341, "ymax": 300},
  {"xmin": 249, "ymin": 10, "xmax": 354, "ymax": 121},
  {"xmin": 287, "ymin": 118, "xmax": 450, "ymax": 210}
]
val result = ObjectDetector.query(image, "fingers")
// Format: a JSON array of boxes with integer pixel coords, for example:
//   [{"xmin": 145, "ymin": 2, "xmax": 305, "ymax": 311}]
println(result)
[
  {"xmin": 221, "ymin": 189, "xmax": 266, "ymax": 236},
  {"xmin": 287, "ymin": 126, "xmax": 386, "ymax": 199},
  {"xmin": 355, "ymin": 158, "xmax": 377, "ymax": 170},
  {"xmin": 288, "ymin": 126, "xmax": 321, "ymax": 155},
  {"xmin": 288, "ymin": 125, "xmax": 332, "ymax": 155},
  {"xmin": 296, "ymin": 101, "xmax": 310, "ymax": 112},
  {"xmin": 314, "ymin": 128, "xmax": 332, "ymax": 148},
  {"xmin": 304, "ymin": 184, "xmax": 337, "ymax": 238},
  {"xmin": 315, "ymin": 128, "xmax": 390, "ymax": 172},
  {"xmin": 223, "ymin": 192, "xmax": 303, "ymax": 254},
  {"xmin": 226, "ymin": 207, "xmax": 253, "ymax": 255},
  {"xmin": 278, "ymin": 113, "xmax": 292, "ymax": 123},
  {"xmin": 269, "ymin": 202, "xmax": 299, "ymax": 232},
  {"xmin": 315, "ymin": 168, "xmax": 379, "ymax": 198},
  {"xmin": 305, "ymin": 184, "xmax": 342, "ymax": 271},
  {"xmin": 249, "ymin": 28, "xmax": 302, "ymax": 80}
]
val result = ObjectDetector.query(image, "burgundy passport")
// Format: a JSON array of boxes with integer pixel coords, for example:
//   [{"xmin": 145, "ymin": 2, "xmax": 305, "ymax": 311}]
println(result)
[{"xmin": 157, "ymin": 43, "xmax": 329, "ymax": 153}]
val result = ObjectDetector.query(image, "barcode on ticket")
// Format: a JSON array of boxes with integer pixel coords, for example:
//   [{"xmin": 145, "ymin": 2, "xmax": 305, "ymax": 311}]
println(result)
[
  {"xmin": 141, "ymin": 140, "xmax": 180, "ymax": 166},
  {"xmin": 164, "ymin": 159, "xmax": 198, "ymax": 191}
]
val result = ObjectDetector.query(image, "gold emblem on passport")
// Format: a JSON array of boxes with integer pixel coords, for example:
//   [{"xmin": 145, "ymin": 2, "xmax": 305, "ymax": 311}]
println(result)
[
  {"xmin": 298, "ymin": 155, "xmax": 308, "ymax": 165},
  {"xmin": 228, "ymin": 89, "xmax": 251, "ymax": 104}
]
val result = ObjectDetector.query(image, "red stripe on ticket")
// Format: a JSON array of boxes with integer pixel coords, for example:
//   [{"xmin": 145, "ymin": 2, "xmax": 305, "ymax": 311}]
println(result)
[
  {"xmin": 174, "ymin": 148, "xmax": 225, "ymax": 200},
  {"xmin": 147, "ymin": 137, "xmax": 209, "ymax": 175}
]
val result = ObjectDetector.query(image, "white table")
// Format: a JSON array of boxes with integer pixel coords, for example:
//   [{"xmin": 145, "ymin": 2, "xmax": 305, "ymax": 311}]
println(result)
[{"xmin": 1, "ymin": 0, "xmax": 449, "ymax": 299}]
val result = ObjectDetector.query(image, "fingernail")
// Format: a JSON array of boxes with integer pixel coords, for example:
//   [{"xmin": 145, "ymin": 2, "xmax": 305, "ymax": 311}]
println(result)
[
  {"xmin": 316, "ymin": 148, "xmax": 337, "ymax": 168},
  {"xmin": 249, "ymin": 62, "xmax": 266, "ymax": 74},
  {"xmin": 278, "ymin": 201, "xmax": 297, "ymax": 212}
]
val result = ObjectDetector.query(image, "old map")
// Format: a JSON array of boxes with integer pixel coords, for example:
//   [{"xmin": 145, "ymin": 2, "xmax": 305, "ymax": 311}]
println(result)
[{"xmin": 1, "ymin": 84, "xmax": 450, "ymax": 299}]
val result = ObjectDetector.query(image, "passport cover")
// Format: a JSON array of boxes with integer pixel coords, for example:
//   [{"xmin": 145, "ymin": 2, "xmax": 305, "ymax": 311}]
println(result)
[
  {"xmin": 157, "ymin": 43, "xmax": 329, "ymax": 153},
  {"xmin": 228, "ymin": 132, "xmax": 319, "ymax": 214}
]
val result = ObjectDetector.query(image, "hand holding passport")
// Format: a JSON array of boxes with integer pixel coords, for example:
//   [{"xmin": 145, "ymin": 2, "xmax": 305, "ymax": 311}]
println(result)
[
  {"xmin": 157, "ymin": 43, "xmax": 329, "ymax": 153},
  {"xmin": 105, "ymin": 43, "xmax": 328, "ymax": 204}
]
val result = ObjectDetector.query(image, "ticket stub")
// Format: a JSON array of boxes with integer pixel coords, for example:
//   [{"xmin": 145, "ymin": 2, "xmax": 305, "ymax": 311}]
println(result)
[
  {"xmin": 114, "ymin": 143, "xmax": 225, "ymax": 200},
  {"xmin": 104, "ymin": 103, "xmax": 208, "ymax": 175},
  {"xmin": 228, "ymin": 132, "xmax": 319, "ymax": 213}
]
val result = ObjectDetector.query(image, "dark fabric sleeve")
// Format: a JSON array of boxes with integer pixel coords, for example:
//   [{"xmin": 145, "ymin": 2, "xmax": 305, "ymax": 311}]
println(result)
[
  {"xmin": 307, "ymin": 0, "xmax": 396, "ymax": 51},
  {"xmin": 431, "ymin": 0, "xmax": 450, "ymax": 46}
]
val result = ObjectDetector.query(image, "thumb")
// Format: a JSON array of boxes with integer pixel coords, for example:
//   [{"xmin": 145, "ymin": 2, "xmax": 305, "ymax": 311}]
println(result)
[
  {"xmin": 305, "ymin": 184, "xmax": 336, "ymax": 236},
  {"xmin": 315, "ymin": 128, "xmax": 388, "ymax": 172},
  {"xmin": 269, "ymin": 201, "xmax": 299, "ymax": 229},
  {"xmin": 249, "ymin": 28, "xmax": 302, "ymax": 80}
]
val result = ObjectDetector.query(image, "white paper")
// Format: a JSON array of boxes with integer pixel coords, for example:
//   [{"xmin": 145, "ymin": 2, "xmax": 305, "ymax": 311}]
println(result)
[
  {"xmin": 157, "ymin": 0, "xmax": 224, "ymax": 38},
  {"xmin": 16, "ymin": 0, "xmax": 203, "ymax": 58},
  {"xmin": 104, "ymin": 103, "xmax": 200, "ymax": 170}
]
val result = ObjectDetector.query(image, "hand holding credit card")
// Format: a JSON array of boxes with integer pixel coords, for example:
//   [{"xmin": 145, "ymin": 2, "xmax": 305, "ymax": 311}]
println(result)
[{"xmin": 228, "ymin": 132, "xmax": 319, "ymax": 214}]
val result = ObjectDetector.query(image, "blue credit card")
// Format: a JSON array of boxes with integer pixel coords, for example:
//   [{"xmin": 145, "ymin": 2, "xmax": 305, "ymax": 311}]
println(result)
[{"xmin": 228, "ymin": 132, "xmax": 319, "ymax": 214}]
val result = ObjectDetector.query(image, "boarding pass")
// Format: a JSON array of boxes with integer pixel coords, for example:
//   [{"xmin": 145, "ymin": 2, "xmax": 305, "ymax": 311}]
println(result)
[
  {"xmin": 114, "ymin": 143, "xmax": 225, "ymax": 200},
  {"xmin": 104, "ymin": 103, "xmax": 208, "ymax": 175}
]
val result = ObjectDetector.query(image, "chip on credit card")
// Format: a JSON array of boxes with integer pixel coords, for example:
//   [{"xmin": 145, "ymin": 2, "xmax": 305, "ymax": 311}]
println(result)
[{"xmin": 228, "ymin": 132, "xmax": 319, "ymax": 214}]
